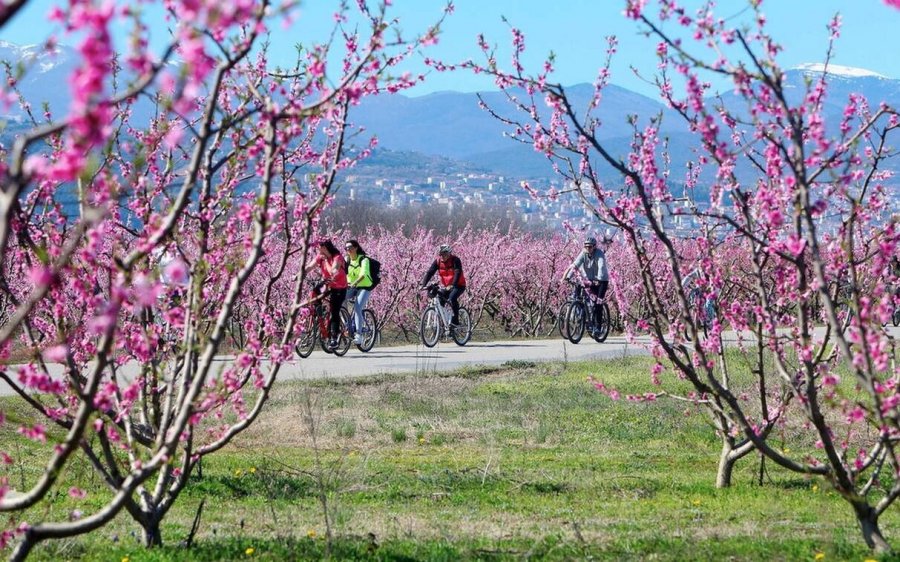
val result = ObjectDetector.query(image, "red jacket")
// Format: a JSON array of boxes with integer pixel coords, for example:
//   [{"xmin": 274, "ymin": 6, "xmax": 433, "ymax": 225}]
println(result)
[
  {"xmin": 423, "ymin": 254, "xmax": 466, "ymax": 288},
  {"xmin": 318, "ymin": 254, "xmax": 348, "ymax": 290}
]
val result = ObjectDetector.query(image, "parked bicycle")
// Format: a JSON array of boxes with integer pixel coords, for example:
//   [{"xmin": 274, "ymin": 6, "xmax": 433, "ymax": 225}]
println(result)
[
  {"xmin": 419, "ymin": 283, "xmax": 472, "ymax": 347},
  {"xmin": 562, "ymin": 278, "xmax": 610, "ymax": 344},
  {"xmin": 344, "ymin": 292, "xmax": 378, "ymax": 353},
  {"xmin": 295, "ymin": 289, "xmax": 352, "ymax": 357}
]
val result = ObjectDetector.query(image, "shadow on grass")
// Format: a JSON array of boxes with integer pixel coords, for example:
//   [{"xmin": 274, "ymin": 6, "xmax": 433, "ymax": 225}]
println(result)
[
  {"xmin": 35, "ymin": 533, "xmax": 877, "ymax": 562},
  {"xmin": 182, "ymin": 471, "xmax": 316, "ymax": 501}
]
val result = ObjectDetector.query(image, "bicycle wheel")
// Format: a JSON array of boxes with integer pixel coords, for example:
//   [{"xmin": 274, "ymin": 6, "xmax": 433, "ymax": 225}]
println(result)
[
  {"xmin": 332, "ymin": 308, "xmax": 352, "ymax": 356},
  {"xmin": 451, "ymin": 307, "xmax": 472, "ymax": 346},
  {"xmin": 591, "ymin": 302, "xmax": 610, "ymax": 343},
  {"xmin": 566, "ymin": 301, "xmax": 586, "ymax": 344},
  {"xmin": 356, "ymin": 309, "xmax": 378, "ymax": 352},
  {"xmin": 295, "ymin": 313, "xmax": 317, "ymax": 358},
  {"xmin": 420, "ymin": 306, "xmax": 441, "ymax": 348},
  {"xmin": 557, "ymin": 302, "xmax": 571, "ymax": 340}
]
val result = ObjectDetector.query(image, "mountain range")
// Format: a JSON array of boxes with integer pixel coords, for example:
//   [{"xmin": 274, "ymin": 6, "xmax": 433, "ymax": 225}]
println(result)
[{"xmin": 3, "ymin": 41, "xmax": 900, "ymax": 183}]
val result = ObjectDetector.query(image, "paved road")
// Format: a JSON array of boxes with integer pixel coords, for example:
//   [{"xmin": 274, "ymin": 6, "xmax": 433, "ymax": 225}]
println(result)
[
  {"xmin": 4, "ymin": 326, "xmax": 897, "ymax": 395},
  {"xmin": 275, "ymin": 334, "xmax": 648, "ymax": 383},
  {"xmin": 0, "ymin": 335, "xmax": 647, "ymax": 396}
]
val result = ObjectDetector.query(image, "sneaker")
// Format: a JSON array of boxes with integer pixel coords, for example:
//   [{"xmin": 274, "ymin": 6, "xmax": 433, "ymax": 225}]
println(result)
[
  {"xmin": 353, "ymin": 334, "xmax": 364, "ymax": 345},
  {"xmin": 327, "ymin": 338, "xmax": 337, "ymax": 349}
]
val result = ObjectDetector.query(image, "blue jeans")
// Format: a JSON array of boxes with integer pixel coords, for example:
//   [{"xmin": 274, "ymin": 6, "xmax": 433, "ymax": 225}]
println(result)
[{"xmin": 347, "ymin": 287, "xmax": 371, "ymax": 336}]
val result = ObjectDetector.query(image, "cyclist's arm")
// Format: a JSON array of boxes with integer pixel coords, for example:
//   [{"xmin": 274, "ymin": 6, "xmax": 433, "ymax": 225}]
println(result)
[
  {"xmin": 596, "ymin": 250, "xmax": 608, "ymax": 283},
  {"xmin": 304, "ymin": 257, "xmax": 320, "ymax": 276},
  {"xmin": 561, "ymin": 254, "xmax": 581, "ymax": 282},
  {"xmin": 421, "ymin": 261, "xmax": 438, "ymax": 287},
  {"xmin": 359, "ymin": 256, "xmax": 372, "ymax": 287},
  {"xmin": 450, "ymin": 257, "xmax": 462, "ymax": 287}
]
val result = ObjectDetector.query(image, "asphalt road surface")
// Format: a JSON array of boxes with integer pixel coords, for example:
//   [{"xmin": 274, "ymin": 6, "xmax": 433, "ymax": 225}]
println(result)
[
  {"xmin": 0, "ymin": 335, "xmax": 646, "ymax": 397},
  {"xmin": 274, "ymin": 334, "xmax": 648, "ymax": 383},
  {"xmin": 4, "ymin": 326, "xmax": 898, "ymax": 396}
]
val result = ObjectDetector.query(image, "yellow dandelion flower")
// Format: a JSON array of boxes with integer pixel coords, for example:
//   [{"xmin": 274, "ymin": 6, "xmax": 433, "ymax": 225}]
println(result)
[
  {"xmin": 864, "ymin": 559, "xmax": 877, "ymax": 562},
  {"xmin": 249, "ymin": 467, "xmax": 257, "ymax": 474},
  {"xmin": 418, "ymin": 437, "xmax": 425, "ymax": 444},
  {"xmin": 122, "ymin": 557, "xmax": 130, "ymax": 562},
  {"xmin": 245, "ymin": 547, "xmax": 255, "ymax": 556},
  {"xmin": 691, "ymin": 499, "xmax": 701, "ymax": 507},
  {"xmin": 234, "ymin": 469, "xmax": 243, "ymax": 477},
  {"xmin": 812, "ymin": 484, "xmax": 819, "ymax": 493},
  {"xmin": 814, "ymin": 553, "xmax": 825, "ymax": 561},
  {"xmin": 783, "ymin": 447, "xmax": 791, "ymax": 454},
  {"xmin": 307, "ymin": 529, "xmax": 317, "ymax": 538}
]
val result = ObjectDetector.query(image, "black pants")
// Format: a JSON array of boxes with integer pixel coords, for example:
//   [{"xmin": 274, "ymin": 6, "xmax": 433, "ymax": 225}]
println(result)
[
  {"xmin": 439, "ymin": 286, "xmax": 466, "ymax": 325},
  {"xmin": 327, "ymin": 288, "xmax": 347, "ymax": 341},
  {"xmin": 587, "ymin": 280, "xmax": 608, "ymax": 327}
]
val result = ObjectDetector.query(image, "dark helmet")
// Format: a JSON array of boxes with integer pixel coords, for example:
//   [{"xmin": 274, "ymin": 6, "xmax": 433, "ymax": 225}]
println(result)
[
  {"xmin": 439, "ymin": 244, "xmax": 452, "ymax": 254},
  {"xmin": 583, "ymin": 236, "xmax": 597, "ymax": 247}
]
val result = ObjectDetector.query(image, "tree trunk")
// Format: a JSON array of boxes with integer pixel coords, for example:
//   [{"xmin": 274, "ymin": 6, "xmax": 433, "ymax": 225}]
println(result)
[
  {"xmin": 142, "ymin": 518, "xmax": 163, "ymax": 548},
  {"xmin": 10, "ymin": 532, "xmax": 37, "ymax": 562},
  {"xmin": 854, "ymin": 503, "xmax": 892, "ymax": 554},
  {"xmin": 716, "ymin": 440, "xmax": 736, "ymax": 488}
]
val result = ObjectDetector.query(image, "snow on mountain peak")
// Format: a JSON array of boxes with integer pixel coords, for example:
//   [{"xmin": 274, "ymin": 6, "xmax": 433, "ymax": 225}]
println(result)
[{"xmin": 793, "ymin": 63, "xmax": 888, "ymax": 79}]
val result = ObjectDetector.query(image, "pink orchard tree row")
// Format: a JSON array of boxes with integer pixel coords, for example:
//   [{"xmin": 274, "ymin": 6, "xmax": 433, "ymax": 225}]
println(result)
[
  {"xmin": 302, "ymin": 225, "xmax": 796, "ymax": 340},
  {"xmin": 0, "ymin": 0, "xmax": 449, "ymax": 557},
  {"xmin": 442, "ymin": 0, "xmax": 900, "ymax": 555}
]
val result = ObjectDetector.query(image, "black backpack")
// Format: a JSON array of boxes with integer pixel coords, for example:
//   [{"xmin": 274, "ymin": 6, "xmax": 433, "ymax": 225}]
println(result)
[{"xmin": 367, "ymin": 256, "xmax": 382, "ymax": 289}]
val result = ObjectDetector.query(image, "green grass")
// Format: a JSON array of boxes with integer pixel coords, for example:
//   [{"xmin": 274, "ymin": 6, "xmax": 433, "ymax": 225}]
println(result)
[{"xmin": 2, "ymin": 355, "xmax": 896, "ymax": 561}]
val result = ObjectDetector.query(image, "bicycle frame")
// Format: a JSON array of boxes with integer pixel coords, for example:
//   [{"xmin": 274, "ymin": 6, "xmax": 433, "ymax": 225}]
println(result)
[
  {"xmin": 429, "ymin": 293, "xmax": 454, "ymax": 329},
  {"xmin": 566, "ymin": 279, "xmax": 604, "ymax": 329},
  {"xmin": 419, "ymin": 284, "xmax": 472, "ymax": 347}
]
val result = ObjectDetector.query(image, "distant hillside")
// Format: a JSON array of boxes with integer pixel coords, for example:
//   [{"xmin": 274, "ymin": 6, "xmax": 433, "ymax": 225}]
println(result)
[
  {"xmin": 2, "ymin": 39, "xmax": 899, "ymax": 184},
  {"xmin": 349, "ymin": 83, "xmax": 689, "ymax": 164}
]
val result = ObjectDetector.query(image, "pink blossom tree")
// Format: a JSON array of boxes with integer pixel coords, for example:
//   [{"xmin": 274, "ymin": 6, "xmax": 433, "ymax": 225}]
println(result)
[
  {"xmin": 0, "ymin": 0, "xmax": 448, "ymax": 556},
  {"xmin": 460, "ymin": 0, "xmax": 900, "ymax": 552}
]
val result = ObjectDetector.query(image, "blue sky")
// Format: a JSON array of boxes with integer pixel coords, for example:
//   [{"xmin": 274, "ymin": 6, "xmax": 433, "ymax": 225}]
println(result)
[{"xmin": 2, "ymin": 0, "xmax": 899, "ymax": 98}]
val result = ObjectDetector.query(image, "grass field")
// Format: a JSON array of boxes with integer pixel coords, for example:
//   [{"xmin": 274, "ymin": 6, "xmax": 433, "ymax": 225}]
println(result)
[{"xmin": 2, "ymin": 356, "xmax": 895, "ymax": 561}]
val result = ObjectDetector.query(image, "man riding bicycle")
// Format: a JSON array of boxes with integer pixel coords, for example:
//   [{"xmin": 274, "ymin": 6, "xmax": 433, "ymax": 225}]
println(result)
[
  {"xmin": 420, "ymin": 244, "xmax": 467, "ymax": 328},
  {"xmin": 561, "ymin": 236, "xmax": 609, "ymax": 337}
]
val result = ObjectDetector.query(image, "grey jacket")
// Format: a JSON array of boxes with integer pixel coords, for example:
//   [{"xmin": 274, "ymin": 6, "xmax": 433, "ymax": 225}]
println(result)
[{"xmin": 570, "ymin": 248, "xmax": 608, "ymax": 282}]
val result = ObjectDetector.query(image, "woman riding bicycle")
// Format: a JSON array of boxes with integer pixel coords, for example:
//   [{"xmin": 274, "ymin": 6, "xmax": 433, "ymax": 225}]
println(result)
[
  {"xmin": 305, "ymin": 239, "xmax": 348, "ymax": 350},
  {"xmin": 344, "ymin": 239, "xmax": 374, "ymax": 345}
]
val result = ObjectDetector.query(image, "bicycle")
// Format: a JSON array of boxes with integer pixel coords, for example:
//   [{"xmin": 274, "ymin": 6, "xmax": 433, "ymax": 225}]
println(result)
[
  {"xmin": 294, "ymin": 289, "xmax": 352, "ymax": 358},
  {"xmin": 681, "ymin": 286, "xmax": 716, "ymax": 342},
  {"xmin": 419, "ymin": 283, "xmax": 472, "ymax": 347},
  {"xmin": 563, "ymin": 278, "xmax": 610, "ymax": 344},
  {"xmin": 344, "ymin": 292, "xmax": 378, "ymax": 353}
]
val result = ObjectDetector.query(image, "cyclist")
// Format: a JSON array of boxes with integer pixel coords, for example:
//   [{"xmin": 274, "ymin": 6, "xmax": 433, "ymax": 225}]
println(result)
[
  {"xmin": 561, "ymin": 236, "xmax": 609, "ymax": 337},
  {"xmin": 681, "ymin": 266, "xmax": 715, "ymax": 327},
  {"xmin": 305, "ymin": 239, "xmax": 348, "ymax": 349},
  {"xmin": 344, "ymin": 239, "xmax": 374, "ymax": 345},
  {"xmin": 420, "ymin": 244, "xmax": 467, "ymax": 328}
]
